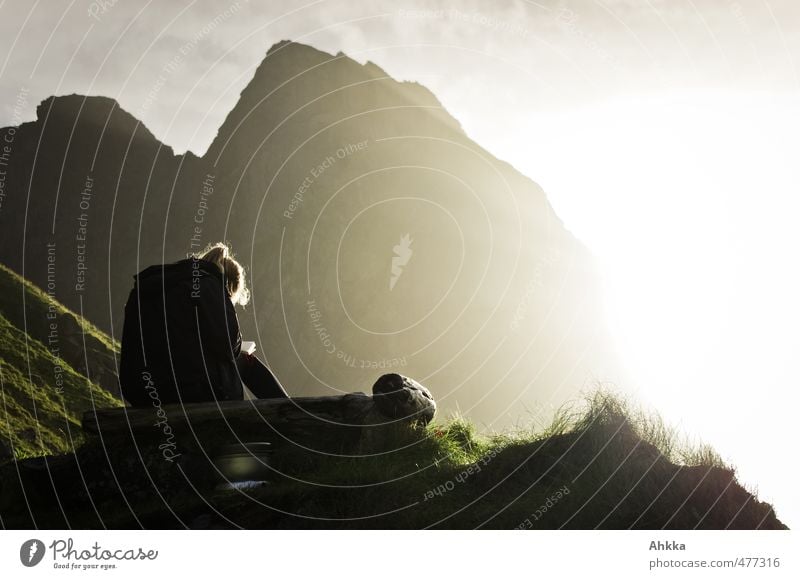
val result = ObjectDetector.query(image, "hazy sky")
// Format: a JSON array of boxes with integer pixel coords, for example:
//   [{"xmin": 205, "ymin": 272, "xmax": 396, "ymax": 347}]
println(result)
[
  {"xmin": 1, "ymin": 0, "xmax": 798, "ymax": 156},
  {"xmin": 1, "ymin": 0, "xmax": 799, "ymax": 526}
]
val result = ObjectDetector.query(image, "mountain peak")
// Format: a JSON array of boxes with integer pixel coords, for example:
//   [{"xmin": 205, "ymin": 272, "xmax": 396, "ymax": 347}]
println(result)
[
  {"xmin": 34, "ymin": 94, "xmax": 166, "ymax": 152},
  {"xmin": 36, "ymin": 94, "xmax": 118, "ymax": 123},
  {"xmin": 266, "ymin": 38, "xmax": 293, "ymax": 55},
  {"xmin": 206, "ymin": 41, "xmax": 461, "ymax": 160}
]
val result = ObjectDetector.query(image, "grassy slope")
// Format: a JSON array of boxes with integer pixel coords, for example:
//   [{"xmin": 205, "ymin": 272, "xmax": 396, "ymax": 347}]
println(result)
[
  {"xmin": 207, "ymin": 393, "xmax": 783, "ymax": 529},
  {"xmin": 0, "ymin": 264, "xmax": 122, "ymax": 458},
  {"xmin": 0, "ymin": 263, "xmax": 117, "ymax": 353},
  {"xmin": 0, "ymin": 263, "xmax": 784, "ymax": 529},
  {"xmin": 54, "ymin": 392, "xmax": 780, "ymax": 530}
]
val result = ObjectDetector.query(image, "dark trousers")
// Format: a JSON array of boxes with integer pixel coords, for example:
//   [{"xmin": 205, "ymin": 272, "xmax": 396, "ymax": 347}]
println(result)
[{"xmin": 236, "ymin": 353, "xmax": 289, "ymax": 399}]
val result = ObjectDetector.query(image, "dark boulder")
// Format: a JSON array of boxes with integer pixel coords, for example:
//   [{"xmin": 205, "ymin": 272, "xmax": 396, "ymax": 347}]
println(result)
[{"xmin": 372, "ymin": 373, "xmax": 436, "ymax": 424}]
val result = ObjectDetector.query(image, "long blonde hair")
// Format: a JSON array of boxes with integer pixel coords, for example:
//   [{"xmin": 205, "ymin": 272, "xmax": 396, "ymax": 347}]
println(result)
[{"xmin": 194, "ymin": 242, "xmax": 250, "ymax": 306}]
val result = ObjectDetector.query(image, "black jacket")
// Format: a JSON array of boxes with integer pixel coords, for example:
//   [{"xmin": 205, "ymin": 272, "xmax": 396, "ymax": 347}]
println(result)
[{"xmin": 119, "ymin": 258, "xmax": 243, "ymax": 406}]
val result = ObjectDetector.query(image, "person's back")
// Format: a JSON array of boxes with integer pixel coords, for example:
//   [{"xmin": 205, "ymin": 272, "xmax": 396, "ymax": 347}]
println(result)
[{"xmin": 119, "ymin": 256, "xmax": 243, "ymax": 406}]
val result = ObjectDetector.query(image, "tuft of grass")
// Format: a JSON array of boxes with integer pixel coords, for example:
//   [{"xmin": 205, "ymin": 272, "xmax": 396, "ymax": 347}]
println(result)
[
  {"xmin": 425, "ymin": 415, "xmax": 488, "ymax": 464},
  {"xmin": 555, "ymin": 387, "xmax": 727, "ymax": 469}
]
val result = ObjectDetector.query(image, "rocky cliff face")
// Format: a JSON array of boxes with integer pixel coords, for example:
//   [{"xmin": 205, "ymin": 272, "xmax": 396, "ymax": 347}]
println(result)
[{"xmin": 0, "ymin": 41, "xmax": 618, "ymax": 427}]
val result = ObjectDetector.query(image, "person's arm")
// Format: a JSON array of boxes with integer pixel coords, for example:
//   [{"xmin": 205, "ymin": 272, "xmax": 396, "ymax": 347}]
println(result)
[
  {"xmin": 195, "ymin": 273, "xmax": 241, "ymax": 361},
  {"xmin": 238, "ymin": 354, "xmax": 289, "ymax": 399}
]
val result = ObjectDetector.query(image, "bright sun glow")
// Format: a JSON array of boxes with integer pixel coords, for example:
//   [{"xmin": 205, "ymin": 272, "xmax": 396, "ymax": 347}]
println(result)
[{"xmin": 491, "ymin": 91, "xmax": 800, "ymax": 525}]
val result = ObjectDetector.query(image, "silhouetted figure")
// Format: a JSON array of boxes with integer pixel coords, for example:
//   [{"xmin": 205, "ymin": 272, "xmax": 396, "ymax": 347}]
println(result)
[{"xmin": 120, "ymin": 242, "xmax": 287, "ymax": 406}]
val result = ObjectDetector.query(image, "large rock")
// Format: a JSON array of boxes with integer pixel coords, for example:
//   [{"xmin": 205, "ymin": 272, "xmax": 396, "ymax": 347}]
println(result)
[
  {"xmin": 357, "ymin": 374, "xmax": 437, "ymax": 454},
  {"xmin": 372, "ymin": 373, "xmax": 436, "ymax": 424}
]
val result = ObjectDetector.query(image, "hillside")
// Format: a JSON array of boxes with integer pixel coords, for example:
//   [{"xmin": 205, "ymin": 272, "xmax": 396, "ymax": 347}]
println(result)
[
  {"xmin": 0, "ymin": 391, "xmax": 785, "ymax": 529},
  {"xmin": 0, "ymin": 263, "xmax": 122, "ymax": 459},
  {"xmin": 0, "ymin": 266, "xmax": 784, "ymax": 529}
]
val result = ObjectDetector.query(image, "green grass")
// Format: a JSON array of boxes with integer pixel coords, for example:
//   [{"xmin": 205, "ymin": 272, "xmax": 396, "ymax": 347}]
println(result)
[
  {"xmin": 0, "ymin": 312, "xmax": 121, "ymax": 458},
  {"xmin": 0, "ymin": 262, "xmax": 118, "ymax": 353},
  {"xmin": 0, "ymin": 263, "xmax": 123, "ymax": 460}
]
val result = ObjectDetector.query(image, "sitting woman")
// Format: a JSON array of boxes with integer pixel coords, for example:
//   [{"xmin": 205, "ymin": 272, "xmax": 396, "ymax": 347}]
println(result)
[{"xmin": 119, "ymin": 242, "xmax": 288, "ymax": 406}]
